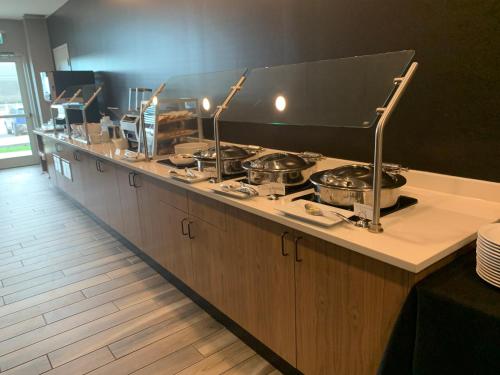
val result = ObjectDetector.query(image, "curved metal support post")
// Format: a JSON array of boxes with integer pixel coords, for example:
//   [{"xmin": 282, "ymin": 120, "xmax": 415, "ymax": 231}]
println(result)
[
  {"xmin": 213, "ymin": 75, "xmax": 247, "ymax": 182},
  {"xmin": 369, "ymin": 62, "xmax": 418, "ymax": 233},
  {"xmin": 139, "ymin": 83, "xmax": 166, "ymax": 161}
]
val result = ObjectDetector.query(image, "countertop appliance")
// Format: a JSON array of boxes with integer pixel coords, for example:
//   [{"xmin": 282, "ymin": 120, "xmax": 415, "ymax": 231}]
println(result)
[{"xmin": 41, "ymin": 71, "xmax": 100, "ymax": 125}]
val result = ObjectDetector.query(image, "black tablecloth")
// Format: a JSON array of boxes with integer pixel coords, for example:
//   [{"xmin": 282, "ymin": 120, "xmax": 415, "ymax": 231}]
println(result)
[{"xmin": 379, "ymin": 252, "xmax": 500, "ymax": 375}]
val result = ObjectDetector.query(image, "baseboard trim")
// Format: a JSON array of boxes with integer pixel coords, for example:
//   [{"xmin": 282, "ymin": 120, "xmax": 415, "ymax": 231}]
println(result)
[{"xmin": 56, "ymin": 186, "xmax": 301, "ymax": 375}]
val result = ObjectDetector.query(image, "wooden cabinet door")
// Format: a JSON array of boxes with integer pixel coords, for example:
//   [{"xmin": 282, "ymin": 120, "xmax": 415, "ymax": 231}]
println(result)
[
  {"xmin": 46, "ymin": 152, "xmax": 57, "ymax": 186},
  {"xmin": 97, "ymin": 160, "xmax": 123, "ymax": 232},
  {"xmin": 225, "ymin": 207, "xmax": 296, "ymax": 365},
  {"xmin": 137, "ymin": 175, "xmax": 192, "ymax": 285},
  {"xmin": 116, "ymin": 167, "xmax": 143, "ymax": 248},
  {"xmin": 189, "ymin": 214, "xmax": 226, "ymax": 309},
  {"xmin": 83, "ymin": 157, "xmax": 109, "ymax": 223},
  {"xmin": 294, "ymin": 233, "xmax": 410, "ymax": 375},
  {"xmin": 43, "ymin": 139, "xmax": 57, "ymax": 185},
  {"xmin": 69, "ymin": 150, "xmax": 85, "ymax": 204},
  {"xmin": 136, "ymin": 175, "xmax": 163, "ymax": 262},
  {"xmin": 159, "ymin": 200, "xmax": 193, "ymax": 285}
]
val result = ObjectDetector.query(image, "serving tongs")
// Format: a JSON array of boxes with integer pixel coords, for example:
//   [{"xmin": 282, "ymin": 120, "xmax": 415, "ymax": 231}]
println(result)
[
  {"xmin": 304, "ymin": 203, "xmax": 369, "ymax": 228},
  {"xmin": 220, "ymin": 181, "xmax": 258, "ymax": 197},
  {"xmin": 169, "ymin": 167, "xmax": 197, "ymax": 179}
]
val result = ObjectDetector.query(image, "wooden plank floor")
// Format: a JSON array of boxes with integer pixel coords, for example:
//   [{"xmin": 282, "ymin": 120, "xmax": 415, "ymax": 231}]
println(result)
[{"xmin": 0, "ymin": 166, "xmax": 279, "ymax": 375}]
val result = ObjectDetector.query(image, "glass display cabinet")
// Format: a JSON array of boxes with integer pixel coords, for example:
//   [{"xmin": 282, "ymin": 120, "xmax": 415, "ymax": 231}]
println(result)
[{"xmin": 140, "ymin": 68, "xmax": 247, "ymax": 160}]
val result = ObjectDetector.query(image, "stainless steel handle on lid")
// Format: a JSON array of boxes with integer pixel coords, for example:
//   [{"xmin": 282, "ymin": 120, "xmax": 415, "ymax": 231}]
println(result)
[{"xmin": 379, "ymin": 163, "xmax": 409, "ymax": 174}]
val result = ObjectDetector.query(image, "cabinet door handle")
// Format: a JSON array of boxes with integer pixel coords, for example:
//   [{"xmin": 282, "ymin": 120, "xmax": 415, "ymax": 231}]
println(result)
[
  {"xmin": 294, "ymin": 236, "xmax": 303, "ymax": 262},
  {"xmin": 95, "ymin": 159, "xmax": 100, "ymax": 172},
  {"xmin": 187, "ymin": 221, "xmax": 195, "ymax": 239},
  {"xmin": 281, "ymin": 231, "xmax": 289, "ymax": 256},
  {"xmin": 181, "ymin": 218, "xmax": 188, "ymax": 236},
  {"xmin": 132, "ymin": 173, "xmax": 140, "ymax": 188},
  {"xmin": 128, "ymin": 172, "xmax": 134, "ymax": 187},
  {"xmin": 55, "ymin": 143, "xmax": 63, "ymax": 152},
  {"xmin": 73, "ymin": 151, "xmax": 80, "ymax": 161}
]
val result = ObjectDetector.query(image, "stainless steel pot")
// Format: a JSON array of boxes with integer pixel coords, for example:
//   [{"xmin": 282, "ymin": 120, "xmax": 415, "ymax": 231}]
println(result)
[
  {"xmin": 242, "ymin": 153, "xmax": 316, "ymax": 186},
  {"xmin": 310, "ymin": 164, "xmax": 407, "ymax": 208},
  {"xmin": 194, "ymin": 145, "xmax": 252, "ymax": 176}
]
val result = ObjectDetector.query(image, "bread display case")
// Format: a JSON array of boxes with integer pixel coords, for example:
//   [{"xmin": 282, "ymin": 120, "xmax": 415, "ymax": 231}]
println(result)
[{"xmin": 139, "ymin": 69, "xmax": 247, "ymax": 160}]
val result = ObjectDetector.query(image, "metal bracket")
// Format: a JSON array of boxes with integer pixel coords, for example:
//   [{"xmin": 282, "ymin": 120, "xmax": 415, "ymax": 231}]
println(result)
[
  {"xmin": 213, "ymin": 75, "xmax": 247, "ymax": 182},
  {"xmin": 368, "ymin": 62, "xmax": 418, "ymax": 233}
]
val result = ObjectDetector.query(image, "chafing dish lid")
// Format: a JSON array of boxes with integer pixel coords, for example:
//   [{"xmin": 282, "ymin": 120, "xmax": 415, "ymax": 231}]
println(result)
[
  {"xmin": 312, "ymin": 164, "xmax": 406, "ymax": 189},
  {"xmin": 194, "ymin": 145, "xmax": 250, "ymax": 160},
  {"xmin": 245, "ymin": 152, "xmax": 312, "ymax": 171}
]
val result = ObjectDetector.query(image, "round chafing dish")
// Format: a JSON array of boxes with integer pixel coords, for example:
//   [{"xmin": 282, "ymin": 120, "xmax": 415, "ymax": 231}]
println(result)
[
  {"xmin": 242, "ymin": 152, "xmax": 317, "ymax": 186},
  {"xmin": 193, "ymin": 145, "xmax": 252, "ymax": 176},
  {"xmin": 310, "ymin": 164, "xmax": 407, "ymax": 208}
]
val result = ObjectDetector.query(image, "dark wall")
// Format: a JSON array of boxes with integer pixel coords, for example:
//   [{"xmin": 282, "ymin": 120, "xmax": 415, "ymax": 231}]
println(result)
[{"xmin": 47, "ymin": 0, "xmax": 500, "ymax": 182}]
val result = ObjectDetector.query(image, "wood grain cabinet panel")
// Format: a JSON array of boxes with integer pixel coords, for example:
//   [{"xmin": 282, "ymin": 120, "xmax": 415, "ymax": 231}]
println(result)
[
  {"xmin": 158, "ymin": 201, "xmax": 193, "ymax": 286},
  {"xmin": 82, "ymin": 157, "xmax": 123, "ymax": 233},
  {"xmin": 187, "ymin": 192, "xmax": 226, "ymax": 230},
  {"xmin": 115, "ymin": 167, "xmax": 143, "ymax": 248},
  {"xmin": 294, "ymin": 233, "xmax": 410, "ymax": 375},
  {"xmin": 137, "ymin": 175, "xmax": 193, "ymax": 286},
  {"xmin": 68, "ymin": 150, "xmax": 85, "ymax": 204},
  {"xmin": 38, "ymin": 146, "xmax": 428, "ymax": 374},
  {"xmin": 136, "ymin": 175, "xmax": 163, "ymax": 263},
  {"xmin": 148, "ymin": 176, "xmax": 188, "ymax": 212},
  {"xmin": 81, "ymin": 156, "xmax": 104, "ymax": 220},
  {"xmin": 43, "ymin": 139, "xmax": 59, "ymax": 186},
  {"xmin": 189, "ymin": 217, "xmax": 226, "ymax": 309},
  {"xmin": 99, "ymin": 161, "xmax": 123, "ymax": 233},
  {"xmin": 224, "ymin": 207, "xmax": 296, "ymax": 365}
]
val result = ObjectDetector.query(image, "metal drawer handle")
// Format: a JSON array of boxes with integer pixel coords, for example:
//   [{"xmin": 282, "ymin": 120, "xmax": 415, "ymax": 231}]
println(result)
[
  {"xmin": 73, "ymin": 151, "xmax": 80, "ymax": 161},
  {"xmin": 55, "ymin": 143, "xmax": 63, "ymax": 152},
  {"xmin": 128, "ymin": 172, "xmax": 134, "ymax": 187},
  {"xmin": 181, "ymin": 218, "xmax": 188, "ymax": 236},
  {"xmin": 187, "ymin": 221, "xmax": 195, "ymax": 239},
  {"xmin": 132, "ymin": 173, "xmax": 140, "ymax": 188},
  {"xmin": 96, "ymin": 160, "xmax": 104, "ymax": 173},
  {"xmin": 294, "ymin": 236, "xmax": 303, "ymax": 262},
  {"xmin": 281, "ymin": 231, "xmax": 289, "ymax": 256}
]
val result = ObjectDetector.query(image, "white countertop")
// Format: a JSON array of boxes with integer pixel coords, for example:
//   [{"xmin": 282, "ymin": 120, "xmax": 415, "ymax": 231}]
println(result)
[{"xmin": 35, "ymin": 131, "xmax": 500, "ymax": 273}]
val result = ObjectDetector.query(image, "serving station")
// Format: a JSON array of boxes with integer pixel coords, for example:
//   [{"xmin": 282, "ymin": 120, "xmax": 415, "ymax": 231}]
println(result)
[{"xmin": 33, "ymin": 51, "xmax": 500, "ymax": 375}]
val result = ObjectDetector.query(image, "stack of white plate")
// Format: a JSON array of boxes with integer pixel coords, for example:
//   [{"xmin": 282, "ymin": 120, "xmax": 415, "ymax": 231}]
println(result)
[{"xmin": 476, "ymin": 223, "xmax": 500, "ymax": 288}]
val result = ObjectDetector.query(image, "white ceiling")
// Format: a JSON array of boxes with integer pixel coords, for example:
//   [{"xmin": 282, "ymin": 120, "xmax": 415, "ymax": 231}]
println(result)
[{"xmin": 0, "ymin": 0, "xmax": 69, "ymax": 20}]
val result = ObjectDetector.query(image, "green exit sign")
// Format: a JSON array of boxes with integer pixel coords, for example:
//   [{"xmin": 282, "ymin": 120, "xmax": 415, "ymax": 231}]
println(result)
[{"xmin": 0, "ymin": 32, "xmax": 4, "ymax": 45}]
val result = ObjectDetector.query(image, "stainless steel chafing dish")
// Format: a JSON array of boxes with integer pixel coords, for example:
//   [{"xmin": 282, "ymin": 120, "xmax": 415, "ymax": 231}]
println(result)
[
  {"xmin": 242, "ymin": 152, "xmax": 317, "ymax": 186},
  {"xmin": 310, "ymin": 163, "xmax": 407, "ymax": 208},
  {"xmin": 194, "ymin": 145, "xmax": 253, "ymax": 176}
]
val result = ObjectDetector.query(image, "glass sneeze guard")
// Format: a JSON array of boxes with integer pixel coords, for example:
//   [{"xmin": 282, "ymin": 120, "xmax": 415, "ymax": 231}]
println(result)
[
  {"xmin": 220, "ymin": 50, "xmax": 415, "ymax": 128},
  {"xmin": 141, "ymin": 68, "xmax": 247, "ymax": 158}
]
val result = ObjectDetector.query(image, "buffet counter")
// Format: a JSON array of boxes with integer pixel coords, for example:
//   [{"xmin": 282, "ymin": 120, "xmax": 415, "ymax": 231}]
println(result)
[
  {"xmin": 34, "ymin": 130, "xmax": 500, "ymax": 374},
  {"xmin": 35, "ymin": 130, "xmax": 500, "ymax": 273}
]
